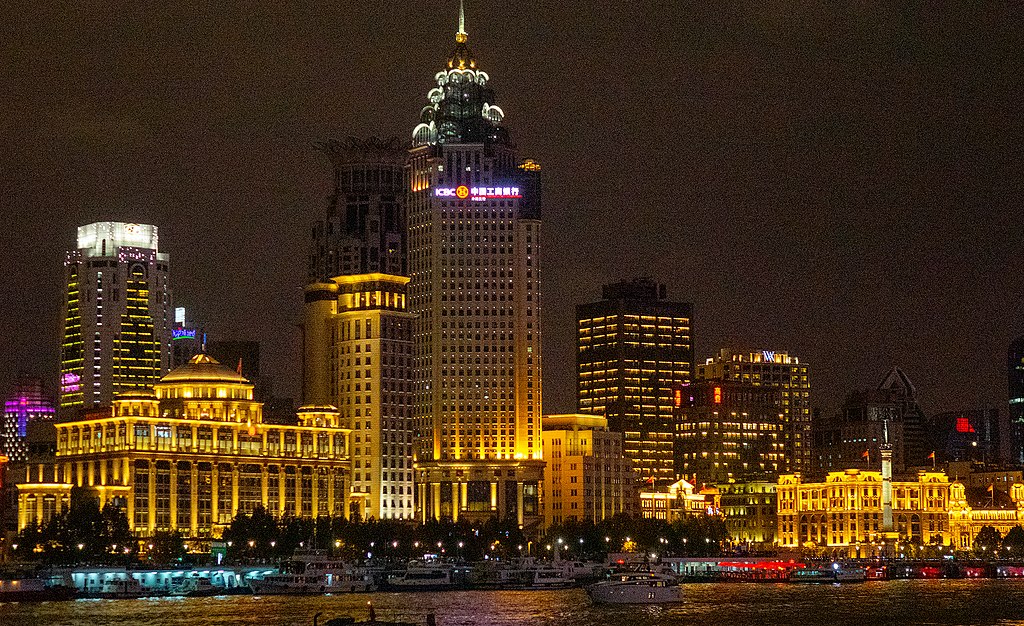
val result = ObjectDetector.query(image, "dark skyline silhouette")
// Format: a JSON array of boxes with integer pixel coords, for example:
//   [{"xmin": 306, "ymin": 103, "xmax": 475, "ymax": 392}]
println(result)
[{"xmin": 1, "ymin": 1, "xmax": 1022, "ymax": 418}]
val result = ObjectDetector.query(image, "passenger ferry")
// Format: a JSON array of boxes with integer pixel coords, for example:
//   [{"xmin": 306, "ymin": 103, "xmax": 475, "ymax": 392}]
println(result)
[
  {"xmin": 586, "ymin": 570, "xmax": 682, "ymax": 604},
  {"xmin": 789, "ymin": 564, "xmax": 867, "ymax": 583},
  {"xmin": 387, "ymin": 562, "xmax": 470, "ymax": 591},
  {"xmin": 250, "ymin": 550, "xmax": 375, "ymax": 595}
]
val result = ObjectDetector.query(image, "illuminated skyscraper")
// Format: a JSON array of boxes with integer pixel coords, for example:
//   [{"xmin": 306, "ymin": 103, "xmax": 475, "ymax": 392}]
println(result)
[
  {"xmin": 698, "ymin": 349, "xmax": 811, "ymax": 473},
  {"xmin": 1009, "ymin": 336, "xmax": 1024, "ymax": 463},
  {"xmin": 576, "ymin": 279, "xmax": 693, "ymax": 485},
  {"xmin": 309, "ymin": 137, "xmax": 407, "ymax": 281},
  {"xmin": 59, "ymin": 222, "xmax": 172, "ymax": 418},
  {"xmin": 2, "ymin": 376, "xmax": 56, "ymax": 462},
  {"xmin": 407, "ymin": 4, "xmax": 545, "ymax": 527},
  {"xmin": 303, "ymin": 274, "xmax": 415, "ymax": 520}
]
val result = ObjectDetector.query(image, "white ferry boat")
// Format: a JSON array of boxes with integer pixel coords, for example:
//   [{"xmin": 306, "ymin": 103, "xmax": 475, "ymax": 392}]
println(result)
[
  {"xmin": 387, "ymin": 563, "xmax": 463, "ymax": 591},
  {"xmin": 92, "ymin": 577, "xmax": 151, "ymax": 599},
  {"xmin": 586, "ymin": 571, "xmax": 682, "ymax": 604},
  {"xmin": 789, "ymin": 565, "xmax": 867, "ymax": 584},
  {"xmin": 250, "ymin": 550, "xmax": 375, "ymax": 595}
]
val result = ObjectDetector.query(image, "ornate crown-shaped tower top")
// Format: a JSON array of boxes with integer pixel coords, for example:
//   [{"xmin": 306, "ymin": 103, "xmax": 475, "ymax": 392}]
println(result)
[{"xmin": 412, "ymin": 1, "xmax": 510, "ymax": 147}]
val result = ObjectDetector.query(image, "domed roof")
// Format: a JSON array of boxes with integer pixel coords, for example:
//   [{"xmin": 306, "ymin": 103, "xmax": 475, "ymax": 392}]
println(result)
[
  {"xmin": 114, "ymin": 389, "xmax": 158, "ymax": 402},
  {"xmin": 158, "ymin": 353, "xmax": 251, "ymax": 385}
]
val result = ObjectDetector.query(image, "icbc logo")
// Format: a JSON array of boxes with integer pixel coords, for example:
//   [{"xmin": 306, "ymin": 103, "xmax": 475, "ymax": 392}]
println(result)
[{"xmin": 455, "ymin": 185, "xmax": 470, "ymax": 199}]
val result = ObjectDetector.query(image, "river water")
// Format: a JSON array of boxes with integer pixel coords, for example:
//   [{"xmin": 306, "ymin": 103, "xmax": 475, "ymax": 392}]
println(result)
[{"xmin": 4, "ymin": 581, "xmax": 1024, "ymax": 626}]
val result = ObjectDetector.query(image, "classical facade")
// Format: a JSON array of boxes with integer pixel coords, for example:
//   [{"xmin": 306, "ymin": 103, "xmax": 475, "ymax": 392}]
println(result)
[
  {"xmin": 17, "ymin": 355, "xmax": 352, "ymax": 538},
  {"xmin": 407, "ymin": 7, "xmax": 544, "ymax": 526},
  {"xmin": 541, "ymin": 414, "xmax": 636, "ymax": 527},
  {"xmin": 717, "ymin": 480, "xmax": 777, "ymax": 546},
  {"xmin": 777, "ymin": 469, "xmax": 1024, "ymax": 554},
  {"xmin": 303, "ymin": 274, "xmax": 415, "ymax": 520},
  {"xmin": 639, "ymin": 478, "xmax": 720, "ymax": 522}
]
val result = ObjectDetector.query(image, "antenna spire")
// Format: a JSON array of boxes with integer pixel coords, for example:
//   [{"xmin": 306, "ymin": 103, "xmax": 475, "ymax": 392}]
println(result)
[{"xmin": 457, "ymin": 0, "xmax": 468, "ymax": 42}]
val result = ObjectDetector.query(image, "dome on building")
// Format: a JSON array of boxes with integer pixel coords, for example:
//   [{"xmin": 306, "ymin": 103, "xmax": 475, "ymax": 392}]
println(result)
[
  {"xmin": 158, "ymin": 353, "xmax": 251, "ymax": 385},
  {"xmin": 113, "ymin": 389, "xmax": 158, "ymax": 402}
]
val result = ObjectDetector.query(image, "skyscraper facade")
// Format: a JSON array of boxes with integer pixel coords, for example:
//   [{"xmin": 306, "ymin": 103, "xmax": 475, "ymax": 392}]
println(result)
[
  {"xmin": 59, "ymin": 222, "xmax": 172, "ymax": 418},
  {"xmin": 698, "ymin": 349, "xmax": 810, "ymax": 473},
  {"xmin": 1009, "ymin": 336, "xmax": 1024, "ymax": 463},
  {"xmin": 309, "ymin": 137, "xmax": 407, "ymax": 282},
  {"xmin": 407, "ymin": 10, "xmax": 545, "ymax": 527},
  {"xmin": 2, "ymin": 377, "xmax": 56, "ymax": 462},
  {"xmin": 303, "ymin": 274, "xmax": 415, "ymax": 520},
  {"xmin": 576, "ymin": 279, "xmax": 693, "ymax": 485},
  {"xmin": 674, "ymin": 380, "xmax": 784, "ymax": 483}
]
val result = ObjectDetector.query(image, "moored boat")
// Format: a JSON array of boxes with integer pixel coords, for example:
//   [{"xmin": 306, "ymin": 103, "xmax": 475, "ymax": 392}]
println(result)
[
  {"xmin": 0, "ymin": 578, "xmax": 77, "ymax": 602},
  {"xmin": 586, "ymin": 570, "xmax": 682, "ymax": 604},
  {"xmin": 789, "ymin": 564, "xmax": 867, "ymax": 583}
]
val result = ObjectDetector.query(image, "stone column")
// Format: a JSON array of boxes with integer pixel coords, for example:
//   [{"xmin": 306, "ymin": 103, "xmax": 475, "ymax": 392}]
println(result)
[
  {"xmin": 490, "ymin": 482, "xmax": 498, "ymax": 512},
  {"xmin": 516, "ymin": 481, "xmax": 525, "ymax": 527},
  {"xmin": 278, "ymin": 470, "xmax": 287, "ymax": 517},
  {"xmin": 451, "ymin": 482, "xmax": 460, "ymax": 521},
  {"xmin": 169, "ymin": 464, "xmax": 178, "ymax": 532},
  {"xmin": 211, "ymin": 464, "xmax": 220, "ymax": 526},
  {"xmin": 148, "ymin": 466, "xmax": 157, "ymax": 533},
  {"xmin": 431, "ymin": 482, "xmax": 441, "ymax": 521},
  {"xmin": 231, "ymin": 464, "xmax": 240, "ymax": 517},
  {"xmin": 190, "ymin": 464, "xmax": 199, "ymax": 537},
  {"xmin": 261, "ymin": 466, "xmax": 269, "ymax": 508}
]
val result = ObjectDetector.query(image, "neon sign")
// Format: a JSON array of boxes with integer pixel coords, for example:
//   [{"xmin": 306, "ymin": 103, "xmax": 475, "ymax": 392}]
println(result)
[
  {"xmin": 173, "ymin": 328, "xmax": 197, "ymax": 340},
  {"xmin": 761, "ymin": 351, "xmax": 776, "ymax": 363},
  {"xmin": 714, "ymin": 386, "xmax": 722, "ymax": 404},
  {"xmin": 61, "ymin": 372, "xmax": 81, "ymax": 393},
  {"xmin": 955, "ymin": 417, "xmax": 976, "ymax": 434},
  {"xmin": 434, "ymin": 185, "xmax": 521, "ymax": 201}
]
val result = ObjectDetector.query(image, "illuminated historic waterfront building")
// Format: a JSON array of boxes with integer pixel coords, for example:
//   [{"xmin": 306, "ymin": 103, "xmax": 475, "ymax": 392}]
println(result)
[
  {"xmin": 639, "ymin": 478, "xmax": 720, "ymax": 522},
  {"xmin": 59, "ymin": 222, "xmax": 172, "ymax": 418},
  {"xmin": 406, "ymin": 7, "xmax": 544, "ymax": 526},
  {"xmin": 675, "ymin": 380, "xmax": 784, "ymax": 483},
  {"xmin": 776, "ymin": 470, "xmax": 951, "ymax": 554},
  {"xmin": 309, "ymin": 137, "xmax": 407, "ymax": 281},
  {"xmin": 303, "ymin": 274, "xmax": 415, "ymax": 520},
  {"xmin": 716, "ymin": 480, "xmax": 777, "ymax": 546},
  {"xmin": 577, "ymin": 279, "xmax": 693, "ymax": 486},
  {"xmin": 698, "ymin": 349, "xmax": 810, "ymax": 474},
  {"xmin": 541, "ymin": 414, "xmax": 636, "ymax": 527},
  {"xmin": 17, "ymin": 354, "xmax": 352, "ymax": 538}
]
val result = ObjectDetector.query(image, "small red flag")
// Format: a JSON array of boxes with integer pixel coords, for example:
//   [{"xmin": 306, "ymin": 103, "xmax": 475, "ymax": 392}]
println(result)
[
  {"xmin": 861, "ymin": 449, "xmax": 870, "ymax": 459},
  {"xmin": 928, "ymin": 451, "xmax": 936, "ymax": 460}
]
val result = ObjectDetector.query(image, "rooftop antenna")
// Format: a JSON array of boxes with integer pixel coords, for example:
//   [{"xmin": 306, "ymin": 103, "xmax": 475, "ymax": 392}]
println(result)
[{"xmin": 457, "ymin": 0, "xmax": 468, "ymax": 41}]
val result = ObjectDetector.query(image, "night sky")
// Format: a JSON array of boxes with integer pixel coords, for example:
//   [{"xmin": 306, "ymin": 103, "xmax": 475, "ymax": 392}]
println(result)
[{"xmin": 2, "ymin": 1, "xmax": 1022, "ymax": 418}]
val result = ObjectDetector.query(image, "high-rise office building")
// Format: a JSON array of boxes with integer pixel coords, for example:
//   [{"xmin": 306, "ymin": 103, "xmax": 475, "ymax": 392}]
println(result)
[
  {"xmin": 698, "ymin": 349, "xmax": 810, "ymax": 473},
  {"xmin": 303, "ymin": 274, "xmax": 415, "ymax": 520},
  {"xmin": 1009, "ymin": 336, "xmax": 1024, "ymax": 463},
  {"xmin": 309, "ymin": 137, "xmax": 407, "ymax": 282},
  {"xmin": 928, "ymin": 409, "xmax": 1002, "ymax": 464},
  {"xmin": 576, "ymin": 279, "xmax": 693, "ymax": 485},
  {"xmin": 59, "ymin": 222, "xmax": 172, "ymax": 418},
  {"xmin": 171, "ymin": 306, "xmax": 201, "ymax": 368},
  {"xmin": 407, "ymin": 7, "xmax": 545, "ymax": 527},
  {"xmin": 675, "ymin": 380, "xmax": 784, "ymax": 483},
  {"xmin": 812, "ymin": 367, "xmax": 926, "ymax": 474},
  {"xmin": 2, "ymin": 377, "xmax": 56, "ymax": 462}
]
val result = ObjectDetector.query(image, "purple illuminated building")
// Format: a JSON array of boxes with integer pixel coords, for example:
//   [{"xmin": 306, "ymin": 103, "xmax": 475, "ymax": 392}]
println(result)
[{"xmin": 2, "ymin": 376, "xmax": 56, "ymax": 462}]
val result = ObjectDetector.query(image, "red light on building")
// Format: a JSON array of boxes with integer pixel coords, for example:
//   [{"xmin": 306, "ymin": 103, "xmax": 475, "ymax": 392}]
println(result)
[
  {"xmin": 955, "ymin": 417, "xmax": 975, "ymax": 433},
  {"xmin": 674, "ymin": 389, "xmax": 682, "ymax": 408},
  {"xmin": 714, "ymin": 387, "xmax": 722, "ymax": 404}
]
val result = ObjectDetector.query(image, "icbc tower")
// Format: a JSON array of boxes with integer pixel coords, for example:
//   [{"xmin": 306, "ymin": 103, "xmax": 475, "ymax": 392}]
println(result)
[{"xmin": 407, "ymin": 4, "xmax": 544, "ymax": 528}]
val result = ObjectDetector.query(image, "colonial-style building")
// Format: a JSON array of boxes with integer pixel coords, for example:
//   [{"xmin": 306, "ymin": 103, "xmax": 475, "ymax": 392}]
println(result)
[
  {"xmin": 777, "ymin": 470, "xmax": 1024, "ymax": 554},
  {"xmin": 17, "ymin": 354, "xmax": 352, "ymax": 538},
  {"xmin": 639, "ymin": 478, "xmax": 720, "ymax": 522}
]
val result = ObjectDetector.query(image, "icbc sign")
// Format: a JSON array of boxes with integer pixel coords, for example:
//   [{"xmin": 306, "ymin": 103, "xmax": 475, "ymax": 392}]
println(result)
[{"xmin": 434, "ymin": 185, "xmax": 522, "ymax": 201}]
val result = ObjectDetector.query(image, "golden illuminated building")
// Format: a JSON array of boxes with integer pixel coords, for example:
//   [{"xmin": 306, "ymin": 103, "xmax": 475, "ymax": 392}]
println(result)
[
  {"xmin": 717, "ymin": 480, "xmax": 777, "ymax": 546},
  {"xmin": 577, "ymin": 279, "xmax": 693, "ymax": 486},
  {"xmin": 17, "ymin": 354, "xmax": 352, "ymax": 538},
  {"xmin": 407, "ymin": 7, "xmax": 544, "ymax": 527},
  {"xmin": 542, "ymin": 414, "xmax": 636, "ymax": 527},
  {"xmin": 303, "ymin": 273, "xmax": 415, "ymax": 520},
  {"xmin": 639, "ymin": 478, "xmax": 720, "ymax": 522}
]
